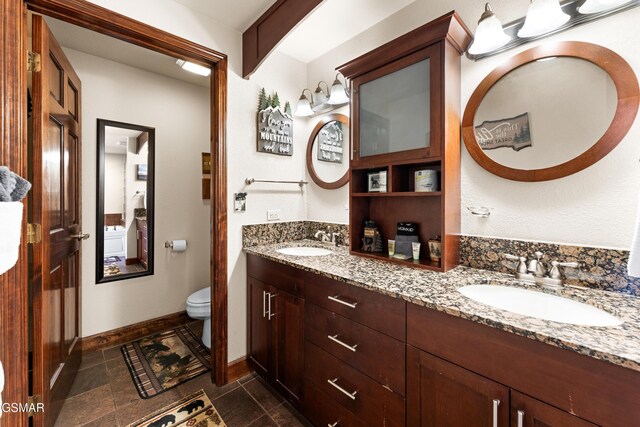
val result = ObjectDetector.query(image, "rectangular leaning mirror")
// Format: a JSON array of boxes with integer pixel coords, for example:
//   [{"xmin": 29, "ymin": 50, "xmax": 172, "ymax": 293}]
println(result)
[{"xmin": 96, "ymin": 119, "xmax": 155, "ymax": 283}]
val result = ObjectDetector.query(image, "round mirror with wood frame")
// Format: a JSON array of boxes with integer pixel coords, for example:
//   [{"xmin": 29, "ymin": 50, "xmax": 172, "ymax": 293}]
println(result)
[
  {"xmin": 307, "ymin": 113, "xmax": 350, "ymax": 189},
  {"xmin": 462, "ymin": 41, "xmax": 639, "ymax": 182}
]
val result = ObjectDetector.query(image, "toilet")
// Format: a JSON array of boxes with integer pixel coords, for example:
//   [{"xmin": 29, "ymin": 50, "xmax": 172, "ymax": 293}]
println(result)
[{"xmin": 186, "ymin": 287, "xmax": 211, "ymax": 348}]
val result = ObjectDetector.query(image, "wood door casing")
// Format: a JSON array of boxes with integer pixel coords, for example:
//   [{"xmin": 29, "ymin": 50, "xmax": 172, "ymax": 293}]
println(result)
[{"xmin": 31, "ymin": 15, "xmax": 82, "ymax": 427}]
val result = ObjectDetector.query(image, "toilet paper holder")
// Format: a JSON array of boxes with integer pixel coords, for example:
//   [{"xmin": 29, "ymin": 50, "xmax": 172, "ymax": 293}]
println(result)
[{"xmin": 165, "ymin": 240, "xmax": 188, "ymax": 249}]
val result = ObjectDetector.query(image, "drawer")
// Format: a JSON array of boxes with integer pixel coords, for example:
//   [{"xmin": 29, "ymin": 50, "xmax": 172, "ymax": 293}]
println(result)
[
  {"xmin": 247, "ymin": 254, "xmax": 303, "ymax": 297},
  {"xmin": 305, "ymin": 303, "xmax": 405, "ymax": 395},
  {"xmin": 303, "ymin": 380, "xmax": 367, "ymax": 427},
  {"xmin": 304, "ymin": 273, "xmax": 405, "ymax": 340},
  {"xmin": 305, "ymin": 342, "xmax": 405, "ymax": 427}
]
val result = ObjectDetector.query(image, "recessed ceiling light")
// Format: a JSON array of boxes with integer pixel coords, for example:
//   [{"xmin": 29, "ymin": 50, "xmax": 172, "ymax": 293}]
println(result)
[{"xmin": 176, "ymin": 59, "xmax": 211, "ymax": 77}]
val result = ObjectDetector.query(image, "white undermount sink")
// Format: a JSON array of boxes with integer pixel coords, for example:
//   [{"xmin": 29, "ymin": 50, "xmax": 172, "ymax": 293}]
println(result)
[
  {"xmin": 276, "ymin": 246, "xmax": 333, "ymax": 256},
  {"xmin": 458, "ymin": 285, "xmax": 622, "ymax": 327}
]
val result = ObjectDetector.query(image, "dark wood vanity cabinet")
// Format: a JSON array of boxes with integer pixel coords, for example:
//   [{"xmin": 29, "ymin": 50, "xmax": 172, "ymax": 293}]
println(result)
[
  {"xmin": 247, "ymin": 255, "xmax": 304, "ymax": 406},
  {"xmin": 407, "ymin": 304, "xmax": 639, "ymax": 427}
]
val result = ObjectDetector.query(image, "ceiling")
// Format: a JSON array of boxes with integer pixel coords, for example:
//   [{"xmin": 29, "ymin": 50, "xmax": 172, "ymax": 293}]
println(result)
[
  {"xmin": 105, "ymin": 126, "xmax": 143, "ymax": 155},
  {"xmin": 173, "ymin": 0, "xmax": 279, "ymax": 32},
  {"xmin": 44, "ymin": 16, "xmax": 211, "ymax": 88},
  {"xmin": 276, "ymin": 0, "xmax": 416, "ymax": 63}
]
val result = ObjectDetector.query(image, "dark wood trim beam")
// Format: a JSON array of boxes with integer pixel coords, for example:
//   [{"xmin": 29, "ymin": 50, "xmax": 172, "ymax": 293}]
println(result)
[
  {"xmin": 242, "ymin": 0, "xmax": 322, "ymax": 78},
  {"xmin": 26, "ymin": 0, "xmax": 226, "ymax": 66},
  {"xmin": 81, "ymin": 311, "xmax": 191, "ymax": 352},
  {"xmin": 0, "ymin": 2, "xmax": 28, "ymax": 425},
  {"xmin": 211, "ymin": 57, "xmax": 229, "ymax": 385}
]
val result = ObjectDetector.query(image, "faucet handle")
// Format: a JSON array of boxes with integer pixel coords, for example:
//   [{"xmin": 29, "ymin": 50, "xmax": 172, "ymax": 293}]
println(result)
[
  {"xmin": 549, "ymin": 260, "xmax": 579, "ymax": 279},
  {"xmin": 504, "ymin": 254, "xmax": 527, "ymax": 274}
]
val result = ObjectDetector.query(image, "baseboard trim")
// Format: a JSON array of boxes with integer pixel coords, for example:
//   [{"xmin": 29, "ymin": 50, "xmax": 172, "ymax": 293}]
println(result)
[
  {"xmin": 81, "ymin": 311, "xmax": 191, "ymax": 352},
  {"xmin": 228, "ymin": 356, "xmax": 252, "ymax": 382}
]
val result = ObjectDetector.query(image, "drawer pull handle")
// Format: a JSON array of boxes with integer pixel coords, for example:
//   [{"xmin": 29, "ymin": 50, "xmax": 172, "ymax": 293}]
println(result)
[
  {"xmin": 517, "ymin": 410, "xmax": 524, "ymax": 427},
  {"xmin": 327, "ymin": 295, "xmax": 358, "ymax": 308},
  {"xmin": 262, "ymin": 291, "xmax": 267, "ymax": 318},
  {"xmin": 327, "ymin": 378, "xmax": 357, "ymax": 400},
  {"xmin": 268, "ymin": 293, "xmax": 277, "ymax": 319},
  {"xmin": 493, "ymin": 399, "xmax": 500, "ymax": 427},
  {"xmin": 327, "ymin": 334, "xmax": 358, "ymax": 352},
  {"xmin": 328, "ymin": 423, "xmax": 339, "ymax": 427}
]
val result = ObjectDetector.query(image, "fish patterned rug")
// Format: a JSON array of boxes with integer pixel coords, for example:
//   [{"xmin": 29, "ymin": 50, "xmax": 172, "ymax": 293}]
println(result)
[
  {"xmin": 126, "ymin": 389, "xmax": 225, "ymax": 427},
  {"xmin": 122, "ymin": 326, "xmax": 211, "ymax": 399}
]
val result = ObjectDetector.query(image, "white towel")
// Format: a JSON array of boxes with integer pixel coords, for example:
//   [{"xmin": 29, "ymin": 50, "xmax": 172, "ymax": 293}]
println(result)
[
  {"xmin": 628, "ymin": 194, "xmax": 640, "ymax": 277},
  {"xmin": 0, "ymin": 202, "xmax": 24, "ymax": 275}
]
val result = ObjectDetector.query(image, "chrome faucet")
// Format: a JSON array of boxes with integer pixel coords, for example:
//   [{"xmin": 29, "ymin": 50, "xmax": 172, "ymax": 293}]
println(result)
[
  {"xmin": 314, "ymin": 227, "xmax": 340, "ymax": 246},
  {"xmin": 504, "ymin": 252, "xmax": 578, "ymax": 288}
]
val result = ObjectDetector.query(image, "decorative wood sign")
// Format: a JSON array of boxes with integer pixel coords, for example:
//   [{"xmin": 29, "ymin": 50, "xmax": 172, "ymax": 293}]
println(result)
[
  {"xmin": 317, "ymin": 121, "xmax": 344, "ymax": 163},
  {"xmin": 474, "ymin": 112, "xmax": 532, "ymax": 152},
  {"xmin": 257, "ymin": 88, "xmax": 293, "ymax": 156}
]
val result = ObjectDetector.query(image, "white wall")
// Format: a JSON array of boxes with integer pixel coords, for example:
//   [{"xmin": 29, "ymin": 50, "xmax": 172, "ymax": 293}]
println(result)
[
  {"xmin": 66, "ymin": 47, "xmax": 212, "ymax": 337},
  {"xmin": 305, "ymin": 1, "xmax": 640, "ymax": 249},
  {"xmin": 83, "ymin": 0, "xmax": 308, "ymax": 361},
  {"xmin": 104, "ymin": 153, "xmax": 125, "ymax": 215}
]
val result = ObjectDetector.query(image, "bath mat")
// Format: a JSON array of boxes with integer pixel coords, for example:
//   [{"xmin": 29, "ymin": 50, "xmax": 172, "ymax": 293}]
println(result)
[
  {"xmin": 126, "ymin": 389, "xmax": 225, "ymax": 427},
  {"xmin": 104, "ymin": 256, "xmax": 121, "ymax": 263},
  {"xmin": 104, "ymin": 263, "xmax": 122, "ymax": 276},
  {"xmin": 122, "ymin": 326, "xmax": 211, "ymax": 399}
]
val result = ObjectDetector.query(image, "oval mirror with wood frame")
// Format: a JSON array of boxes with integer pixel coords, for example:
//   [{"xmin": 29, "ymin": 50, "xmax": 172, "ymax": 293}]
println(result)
[
  {"xmin": 462, "ymin": 41, "xmax": 639, "ymax": 182},
  {"xmin": 307, "ymin": 113, "xmax": 350, "ymax": 189}
]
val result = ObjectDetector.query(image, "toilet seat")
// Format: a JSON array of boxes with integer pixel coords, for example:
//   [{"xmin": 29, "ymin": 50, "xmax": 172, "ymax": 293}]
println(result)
[{"xmin": 187, "ymin": 287, "xmax": 210, "ymax": 306}]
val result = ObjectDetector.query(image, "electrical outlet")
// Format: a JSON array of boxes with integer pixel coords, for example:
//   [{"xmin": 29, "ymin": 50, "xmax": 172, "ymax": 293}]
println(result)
[{"xmin": 267, "ymin": 209, "xmax": 281, "ymax": 221}]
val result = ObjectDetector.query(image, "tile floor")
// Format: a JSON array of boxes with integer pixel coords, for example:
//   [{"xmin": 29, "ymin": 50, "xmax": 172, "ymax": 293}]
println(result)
[{"xmin": 55, "ymin": 322, "xmax": 310, "ymax": 427}]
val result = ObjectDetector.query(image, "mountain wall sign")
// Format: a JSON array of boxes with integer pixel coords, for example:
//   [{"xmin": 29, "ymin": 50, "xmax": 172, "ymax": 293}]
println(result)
[{"xmin": 257, "ymin": 88, "xmax": 293, "ymax": 156}]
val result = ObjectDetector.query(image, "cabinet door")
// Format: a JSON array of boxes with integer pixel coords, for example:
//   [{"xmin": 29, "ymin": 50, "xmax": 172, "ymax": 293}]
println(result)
[
  {"xmin": 407, "ymin": 346, "xmax": 509, "ymax": 427},
  {"xmin": 272, "ymin": 289, "xmax": 304, "ymax": 405},
  {"xmin": 511, "ymin": 391, "xmax": 599, "ymax": 427},
  {"xmin": 248, "ymin": 277, "xmax": 271, "ymax": 378}
]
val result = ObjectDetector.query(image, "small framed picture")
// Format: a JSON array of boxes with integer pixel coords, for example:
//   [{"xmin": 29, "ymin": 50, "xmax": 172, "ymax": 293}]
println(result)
[
  {"xmin": 367, "ymin": 171, "xmax": 387, "ymax": 193},
  {"xmin": 136, "ymin": 164, "xmax": 147, "ymax": 181}
]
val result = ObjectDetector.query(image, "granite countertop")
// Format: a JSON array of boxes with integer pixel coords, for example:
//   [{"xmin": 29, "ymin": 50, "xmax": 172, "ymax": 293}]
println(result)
[{"xmin": 244, "ymin": 239, "xmax": 640, "ymax": 372}]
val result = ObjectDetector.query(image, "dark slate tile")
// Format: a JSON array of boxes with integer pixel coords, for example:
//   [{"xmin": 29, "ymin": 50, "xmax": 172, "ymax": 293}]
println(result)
[
  {"xmin": 243, "ymin": 377, "xmax": 284, "ymax": 412},
  {"xmin": 248, "ymin": 414, "xmax": 278, "ymax": 426},
  {"xmin": 238, "ymin": 372, "xmax": 258, "ymax": 384},
  {"xmin": 103, "ymin": 345, "xmax": 124, "ymax": 361},
  {"xmin": 270, "ymin": 402, "xmax": 312, "ymax": 427},
  {"xmin": 79, "ymin": 350, "xmax": 105, "ymax": 371},
  {"xmin": 55, "ymin": 384, "xmax": 115, "ymax": 427},
  {"xmin": 68, "ymin": 363, "xmax": 109, "ymax": 398},
  {"xmin": 108, "ymin": 363, "xmax": 142, "ymax": 408},
  {"xmin": 81, "ymin": 411, "xmax": 119, "ymax": 427},
  {"xmin": 213, "ymin": 387, "xmax": 266, "ymax": 427},
  {"xmin": 176, "ymin": 372, "xmax": 240, "ymax": 400}
]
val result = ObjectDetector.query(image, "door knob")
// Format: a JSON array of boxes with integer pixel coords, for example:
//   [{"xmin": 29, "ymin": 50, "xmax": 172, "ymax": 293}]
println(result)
[{"xmin": 71, "ymin": 233, "xmax": 90, "ymax": 241}]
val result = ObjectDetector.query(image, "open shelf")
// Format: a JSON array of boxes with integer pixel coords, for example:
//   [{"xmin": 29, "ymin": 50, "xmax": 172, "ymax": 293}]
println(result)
[
  {"xmin": 351, "ymin": 249, "xmax": 442, "ymax": 272},
  {"xmin": 352, "ymin": 191, "xmax": 441, "ymax": 198}
]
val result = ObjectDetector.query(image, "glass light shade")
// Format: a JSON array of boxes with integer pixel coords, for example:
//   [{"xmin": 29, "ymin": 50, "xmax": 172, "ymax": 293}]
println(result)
[
  {"xmin": 578, "ymin": 0, "xmax": 633, "ymax": 14},
  {"xmin": 517, "ymin": 0, "xmax": 570, "ymax": 38},
  {"xmin": 328, "ymin": 78, "xmax": 350, "ymax": 105},
  {"xmin": 468, "ymin": 12, "xmax": 511, "ymax": 54},
  {"xmin": 312, "ymin": 84, "xmax": 329, "ymax": 111},
  {"xmin": 175, "ymin": 59, "xmax": 211, "ymax": 76},
  {"xmin": 294, "ymin": 93, "xmax": 314, "ymax": 117}
]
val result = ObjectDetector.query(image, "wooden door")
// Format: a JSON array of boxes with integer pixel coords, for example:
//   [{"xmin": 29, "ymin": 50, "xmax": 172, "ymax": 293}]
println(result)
[
  {"xmin": 31, "ymin": 15, "xmax": 83, "ymax": 427},
  {"xmin": 510, "ymin": 391, "xmax": 599, "ymax": 427},
  {"xmin": 248, "ymin": 277, "xmax": 271, "ymax": 377},
  {"xmin": 273, "ymin": 289, "xmax": 304, "ymax": 405},
  {"xmin": 407, "ymin": 346, "xmax": 509, "ymax": 427}
]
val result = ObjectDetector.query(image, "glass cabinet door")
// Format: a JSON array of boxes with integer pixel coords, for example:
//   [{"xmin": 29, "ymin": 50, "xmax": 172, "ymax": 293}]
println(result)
[{"xmin": 357, "ymin": 54, "xmax": 433, "ymax": 161}]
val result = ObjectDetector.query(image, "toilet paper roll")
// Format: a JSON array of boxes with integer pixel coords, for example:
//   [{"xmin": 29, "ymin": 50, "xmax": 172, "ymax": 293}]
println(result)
[{"xmin": 172, "ymin": 240, "xmax": 187, "ymax": 252}]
